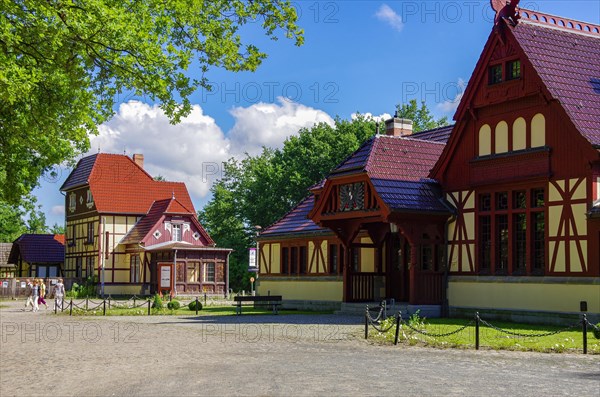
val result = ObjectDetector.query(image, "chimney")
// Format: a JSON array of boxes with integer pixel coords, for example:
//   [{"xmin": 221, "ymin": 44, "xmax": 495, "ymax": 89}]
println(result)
[
  {"xmin": 133, "ymin": 153, "xmax": 144, "ymax": 169},
  {"xmin": 385, "ymin": 117, "xmax": 413, "ymax": 137}
]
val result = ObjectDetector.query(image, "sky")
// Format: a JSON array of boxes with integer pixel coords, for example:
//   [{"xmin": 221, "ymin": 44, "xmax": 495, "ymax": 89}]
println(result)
[{"xmin": 33, "ymin": 0, "xmax": 600, "ymax": 228}]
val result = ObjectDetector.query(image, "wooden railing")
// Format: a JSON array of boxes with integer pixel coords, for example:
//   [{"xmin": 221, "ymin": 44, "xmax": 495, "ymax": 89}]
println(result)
[
  {"xmin": 414, "ymin": 272, "xmax": 444, "ymax": 305},
  {"xmin": 349, "ymin": 273, "xmax": 376, "ymax": 302}
]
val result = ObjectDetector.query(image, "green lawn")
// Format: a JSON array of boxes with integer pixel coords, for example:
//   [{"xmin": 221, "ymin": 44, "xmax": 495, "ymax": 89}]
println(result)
[{"xmin": 370, "ymin": 316, "xmax": 600, "ymax": 354}]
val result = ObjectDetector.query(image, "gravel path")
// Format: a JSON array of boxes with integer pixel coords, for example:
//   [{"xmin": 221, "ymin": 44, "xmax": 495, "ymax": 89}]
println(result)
[{"xmin": 1, "ymin": 300, "xmax": 598, "ymax": 396}]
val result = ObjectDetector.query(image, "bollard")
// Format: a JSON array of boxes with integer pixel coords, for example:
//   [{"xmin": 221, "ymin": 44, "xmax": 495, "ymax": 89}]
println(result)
[
  {"xmin": 196, "ymin": 297, "xmax": 199, "ymax": 315},
  {"xmin": 394, "ymin": 312, "xmax": 402, "ymax": 345},
  {"xmin": 108, "ymin": 297, "xmax": 111, "ymax": 310},
  {"xmin": 147, "ymin": 299, "xmax": 151, "ymax": 316},
  {"xmin": 69, "ymin": 298, "xmax": 73, "ymax": 316},
  {"xmin": 133, "ymin": 297, "xmax": 136, "ymax": 308},
  {"xmin": 61, "ymin": 298, "xmax": 64, "ymax": 312},
  {"xmin": 103, "ymin": 299, "xmax": 106, "ymax": 316},
  {"xmin": 86, "ymin": 297, "xmax": 88, "ymax": 310},
  {"xmin": 54, "ymin": 298, "xmax": 57, "ymax": 314},
  {"xmin": 582, "ymin": 314, "xmax": 588, "ymax": 355},
  {"xmin": 204, "ymin": 293, "xmax": 207, "ymax": 306},
  {"xmin": 475, "ymin": 312, "xmax": 480, "ymax": 350},
  {"xmin": 364, "ymin": 306, "xmax": 369, "ymax": 339}
]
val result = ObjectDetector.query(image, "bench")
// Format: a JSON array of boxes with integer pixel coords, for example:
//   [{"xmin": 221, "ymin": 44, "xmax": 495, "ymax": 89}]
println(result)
[{"xmin": 233, "ymin": 295, "xmax": 282, "ymax": 315}]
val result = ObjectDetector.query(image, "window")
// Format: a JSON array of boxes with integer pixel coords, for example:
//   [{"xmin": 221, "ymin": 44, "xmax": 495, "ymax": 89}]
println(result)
[
  {"xmin": 421, "ymin": 245, "xmax": 433, "ymax": 270},
  {"xmin": 488, "ymin": 64, "xmax": 502, "ymax": 84},
  {"xmin": 130, "ymin": 255, "xmax": 141, "ymax": 283},
  {"xmin": 204, "ymin": 262, "xmax": 215, "ymax": 283},
  {"xmin": 351, "ymin": 247, "xmax": 360, "ymax": 272},
  {"xmin": 86, "ymin": 222, "xmax": 94, "ymax": 244},
  {"xmin": 69, "ymin": 224, "xmax": 76, "ymax": 246},
  {"xmin": 291, "ymin": 247, "xmax": 298, "ymax": 274},
  {"xmin": 506, "ymin": 60, "xmax": 521, "ymax": 80},
  {"xmin": 86, "ymin": 257, "xmax": 94, "ymax": 278},
  {"xmin": 477, "ymin": 188, "xmax": 545, "ymax": 275},
  {"xmin": 281, "ymin": 247, "xmax": 289, "ymax": 274},
  {"xmin": 69, "ymin": 193, "xmax": 76, "ymax": 213},
  {"xmin": 75, "ymin": 257, "xmax": 82, "ymax": 278},
  {"xmin": 299, "ymin": 246, "xmax": 307, "ymax": 274},
  {"xmin": 187, "ymin": 262, "xmax": 200, "ymax": 283},
  {"xmin": 329, "ymin": 244, "xmax": 338, "ymax": 274},
  {"xmin": 86, "ymin": 189, "xmax": 94, "ymax": 208},
  {"xmin": 172, "ymin": 224, "xmax": 182, "ymax": 241}
]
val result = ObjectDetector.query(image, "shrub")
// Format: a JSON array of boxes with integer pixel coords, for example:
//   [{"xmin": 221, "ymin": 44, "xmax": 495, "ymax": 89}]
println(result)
[
  {"xmin": 167, "ymin": 300, "xmax": 180, "ymax": 310},
  {"xmin": 151, "ymin": 294, "xmax": 163, "ymax": 309},
  {"xmin": 188, "ymin": 300, "xmax": 203, "ymax": 311},
  {"xmin": 593, "ymin": 323, "xmax": 600, "ymax": 339}
]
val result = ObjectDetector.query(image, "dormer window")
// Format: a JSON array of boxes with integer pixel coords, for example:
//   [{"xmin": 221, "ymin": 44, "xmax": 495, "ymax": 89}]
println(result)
[
  {"xmin": 172, "ymin": 224, "xmax": 182, "ymax": 242},
  {"xmin": 488, "ymin": 64, "xmax": 503, "ymax": 85},
  {"xmin": 506, "ymin": 60, "xmax": 521, "ymax": 80}
]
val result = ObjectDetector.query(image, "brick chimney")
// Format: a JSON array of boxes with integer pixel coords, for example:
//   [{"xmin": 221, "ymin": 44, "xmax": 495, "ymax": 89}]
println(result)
[
  {"xmin": 385, "ymin": 117, "xmax": 413, "ymax": 137},
  {"xmin": 133, "ymin": 153, "xmax": 144, "ymax": 169}
]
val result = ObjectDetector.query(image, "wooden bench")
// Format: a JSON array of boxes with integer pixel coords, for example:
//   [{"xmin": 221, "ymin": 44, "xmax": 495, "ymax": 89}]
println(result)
[{"xmin": 233, "ymin": 295, "xmax": 282, "ymax": 315}]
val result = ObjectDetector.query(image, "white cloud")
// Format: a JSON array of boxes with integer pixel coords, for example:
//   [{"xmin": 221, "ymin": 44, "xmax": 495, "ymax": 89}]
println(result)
[
  {"xmin": 437, "ymin": 78, "xmax": 467, "ymax": 114},
  {"xmin": 88, "ymin": 99, "xmax": 334, "ymax": 205},
  {"xmin": 351, "ymin": 112, "xmax": 392, "ymax": 123},
  {"xmin": 51, "ymin": 205, "xmax": 65, "ymax": 216},
  {"xmin": 228, "ymin": 97, "xmax": 335, "ymax": 156},
  {"xmin": 375, "ymin": 4, "xmax": 404, "ymax": 32},
  {"xmin": 91, "ymin": 101, "xmax": 230, "ymax": 200}
]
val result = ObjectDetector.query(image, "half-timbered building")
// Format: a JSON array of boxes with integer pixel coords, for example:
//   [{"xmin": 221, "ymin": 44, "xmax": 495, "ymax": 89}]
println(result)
[
  {"xmin": 257, "ymin": 2, "xmax": 600, "ymax": 322},
  {"xmin": 60, "ymin": 153, "xmax": 231, "ymax": 296}
]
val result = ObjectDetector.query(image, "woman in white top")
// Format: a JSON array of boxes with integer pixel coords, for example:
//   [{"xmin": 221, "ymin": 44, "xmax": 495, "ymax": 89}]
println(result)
[{"xmin": 53, "ymin": 279, "xmax": 65, "ymax": 311}]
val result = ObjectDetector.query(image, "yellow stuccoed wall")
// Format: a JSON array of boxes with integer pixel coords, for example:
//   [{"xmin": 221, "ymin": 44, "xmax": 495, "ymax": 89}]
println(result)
[
  {"xmin": 102, "ymin": 285, "xmax": 145, "ymax": 295},
  {"xmin": 448, "ymin": 280, "xmax": 600, "ymax": 313},
  {"xmin": 257, "ymin": 280, "xmax": 343, "ymax": 301},
  {"xmin": 360, "ymin": 237, "xmax": 375, "ymax": 272}
]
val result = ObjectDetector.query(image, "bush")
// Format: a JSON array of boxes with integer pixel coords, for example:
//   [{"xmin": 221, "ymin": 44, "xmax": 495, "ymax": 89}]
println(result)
[
  {"xmin": 593, "ymin": 323, "xmax": 600, "ymax": 340},
  {"xmin": 65, "ymin": 276, "xmax": 98, "ymax": 298},
  {"xmin": 188, "ymin": 300, "xmax": 203, "ymax": 311},
  {"xmin": 151, "ymin": 294, "xmax": 163, "ymax": 309},
  {"xmin": 167, "ymin": 300, "xmax": 180, "ymax": 310}
]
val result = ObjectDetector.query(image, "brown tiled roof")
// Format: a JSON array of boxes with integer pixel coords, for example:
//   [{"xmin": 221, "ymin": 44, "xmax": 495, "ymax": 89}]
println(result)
[
  {"xmin": 61, "ymin": 153, "xmax": 195, "ymax": 214},
  {"xmin": 510, "ymin": 16, "xmax": 600, "ymax": 145}
]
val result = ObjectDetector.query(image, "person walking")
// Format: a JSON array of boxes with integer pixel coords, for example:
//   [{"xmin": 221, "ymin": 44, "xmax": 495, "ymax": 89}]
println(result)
[
  {"xmin": 23, "ymin": 279, "xmax": 34, "ymax": 311},
  {"xmin": 53, "ymin": 279, "xmax": 65, "ymax": 311},
  {"xmin": 38, "ymin": 278, "xmax": 48, "ymax": 309},
  {"xmin": 31, "ymin": 280, "xmax": 40, "ymax": 312}
]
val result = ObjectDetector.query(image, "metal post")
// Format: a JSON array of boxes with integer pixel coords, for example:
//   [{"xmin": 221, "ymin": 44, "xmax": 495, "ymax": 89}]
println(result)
[
  {"xmin": 364, "ymin": 306, "xmax": 369, "ymax": 339},
  {"xmin": 204, "ymin": 293, "xmax": 207, "ymax": 306},
  {"xmin": 103, "ymin": 299, "xmax": 106, "ymax": 316},
  {"xmin": 69, "ymin": 299, "xmax": 73, "ymax": 316},
  {"xmin": 61, "ymin": 297, "xmax": 64, "ymax": 312},
  {"xmin": 108, "ymin": 296, "xmax": 111, "ymax": 310},
  {"xmin": 133, "ymin": 297, "xmax": 136, "ymax": 308},
  {"xmin": 86, "ymin": 297, "xmax": 88, "ymax": 310},
  {"xmin": 54, "ymin": 298, "xmax": 57, "ymax": 314},
  {"xmin": 147, "ymin": 299, "xmax": 151, "ymax": 316},
  {"xmin": 196, "ymin": 297, "xmax": 199, "ymax": 315},
  {"xmin": 475, "ymin": 312, "xmax": 480, "ymax": 350},
  {"xmin": 394, "ymin": 312, "xmax": 402, "ymax": 345},
  {"xmin": 582, "ymin": 314, "xmax": 588, "ymax": 355}
]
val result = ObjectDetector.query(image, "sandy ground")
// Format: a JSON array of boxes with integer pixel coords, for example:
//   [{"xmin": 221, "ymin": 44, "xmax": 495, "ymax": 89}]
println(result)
[{"xmin": 1, "ymin": 300, "xmax": 598, "ymax": 397}]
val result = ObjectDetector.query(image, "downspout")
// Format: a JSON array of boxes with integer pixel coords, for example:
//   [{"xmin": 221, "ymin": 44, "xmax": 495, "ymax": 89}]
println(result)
[
  {"xmin": 173, "ymin": 249, "xmax": 178, "ymax": 298},
  {"xmin": 100, "ymin": 217, "xmax": 105, "ymax": 298},
  {"xmin": 60, "ymin": 190, "xmax": 66, "ymax": 278},
  {"xmin": 225, "ymin": 250, "xmax": 231, "ymax": 299}
]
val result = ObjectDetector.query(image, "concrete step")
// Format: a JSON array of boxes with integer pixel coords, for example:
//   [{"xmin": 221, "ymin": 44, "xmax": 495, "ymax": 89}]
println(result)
[{"xmin": 335, "ymin": 301, "xmax": 409, "ymax": 316}]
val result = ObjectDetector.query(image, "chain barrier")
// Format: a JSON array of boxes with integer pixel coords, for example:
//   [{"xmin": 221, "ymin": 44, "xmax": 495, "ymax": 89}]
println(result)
[
  {"xmin": 478, "ymin": 318, "xmax": 581, "ymax": 338},
  {"xmin": 401, "ymin": 318, "xmax": 475, "ymax": 338}
]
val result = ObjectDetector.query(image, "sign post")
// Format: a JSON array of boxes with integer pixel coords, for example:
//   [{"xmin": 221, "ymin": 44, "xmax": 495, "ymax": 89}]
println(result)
[
  {"xmin": 250, "ymin": 276, "xmax": 255, "ymax": 296},
  {"xmin": 158, "ymin": 263, "xmax": 174, "ymax": 296}
]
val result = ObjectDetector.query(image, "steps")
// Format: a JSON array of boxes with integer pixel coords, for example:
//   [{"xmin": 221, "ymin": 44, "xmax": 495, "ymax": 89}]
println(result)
[{"xmin": 335, "ymin": 301, "xmax": 409, "ymax": 316}]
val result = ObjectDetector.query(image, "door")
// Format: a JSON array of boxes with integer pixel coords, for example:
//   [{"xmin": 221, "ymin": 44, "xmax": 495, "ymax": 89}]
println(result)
[{"xmin": 386, "ymin": 233, "xmax": 409, "ymax": 301}]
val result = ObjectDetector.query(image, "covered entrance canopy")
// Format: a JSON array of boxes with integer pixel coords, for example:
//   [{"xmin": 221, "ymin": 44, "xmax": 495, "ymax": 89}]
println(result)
[{"xmin": 308, "ymin": 123, "xmax": 454, "ymax": 304}]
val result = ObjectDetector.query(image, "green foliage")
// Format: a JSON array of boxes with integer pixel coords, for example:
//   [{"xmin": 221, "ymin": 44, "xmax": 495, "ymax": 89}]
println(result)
[
  {"xmin": 1, "ymin": 0, "xmax": 303, "ymax": 206},
  {"xmin": 396, "ymin": 99, "xmax": 450, "ymax": 132},
  {"xmin": 408, "ymin": 310, "xmax": 427, "ymax": 329},
  {"xmin": 151, "ymin": 294, "xmax": 163, "ymax": 309},
  {"xmin": 593, "ymin": 323, "xmax": 600, "ymax": 339},
  {"xmin": 49, "ymin": 223, "xmax": 66, "ymax": 235},
  {"xmin": 66, "ymin": 276, "xmax": 98, "ymax": 298},
  {"xmin": 167, "ymin": 300, "xmax": 181, "ymax": 310},
  {"xmin": 0, "ymin": 195, "xmax": 49, "ymax": 241},
  {"xmin": 188, "ymin": 300, "xmax": 203, "ymax": 311}
]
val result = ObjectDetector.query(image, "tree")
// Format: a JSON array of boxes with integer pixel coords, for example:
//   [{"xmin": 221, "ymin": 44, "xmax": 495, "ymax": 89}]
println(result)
[
  {"xmin": 50, "ymin": 223, "xmax": 66, "ymax": 235},
  {"xmin": 396, "ymin": 99, "xmax": 450, "ymax": 132},
  {"xmin": 1, "ymin": 0, "xmax": 304, "ymax": 205},
  {"xmin": 0, "ymin": 195, "xmax": 48, "ymax": 241}
]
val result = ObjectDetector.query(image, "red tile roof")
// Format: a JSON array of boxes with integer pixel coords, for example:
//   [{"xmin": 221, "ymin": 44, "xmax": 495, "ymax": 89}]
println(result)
[
  {"xmin": 510, "ymin": 15, "xmax": 600, "ymax": 145},
  {"xmin": 61, "ymin": 153, "xmax": 195, "ymax": 214}
]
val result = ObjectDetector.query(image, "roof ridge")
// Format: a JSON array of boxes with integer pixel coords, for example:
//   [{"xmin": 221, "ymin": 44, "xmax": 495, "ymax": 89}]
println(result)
[
  {"xmin": 377, "ymin": 135, "xmax": 447, "ymax": 145},
  {"xmin": 517, "ymin": 8, "xmax": 600, "ymax": 37}
]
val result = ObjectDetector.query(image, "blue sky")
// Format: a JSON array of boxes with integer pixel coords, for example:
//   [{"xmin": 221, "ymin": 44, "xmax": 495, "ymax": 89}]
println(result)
[{"xmin": 34, "ymin": 1, "xmax": 600, "ymax": 228}]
